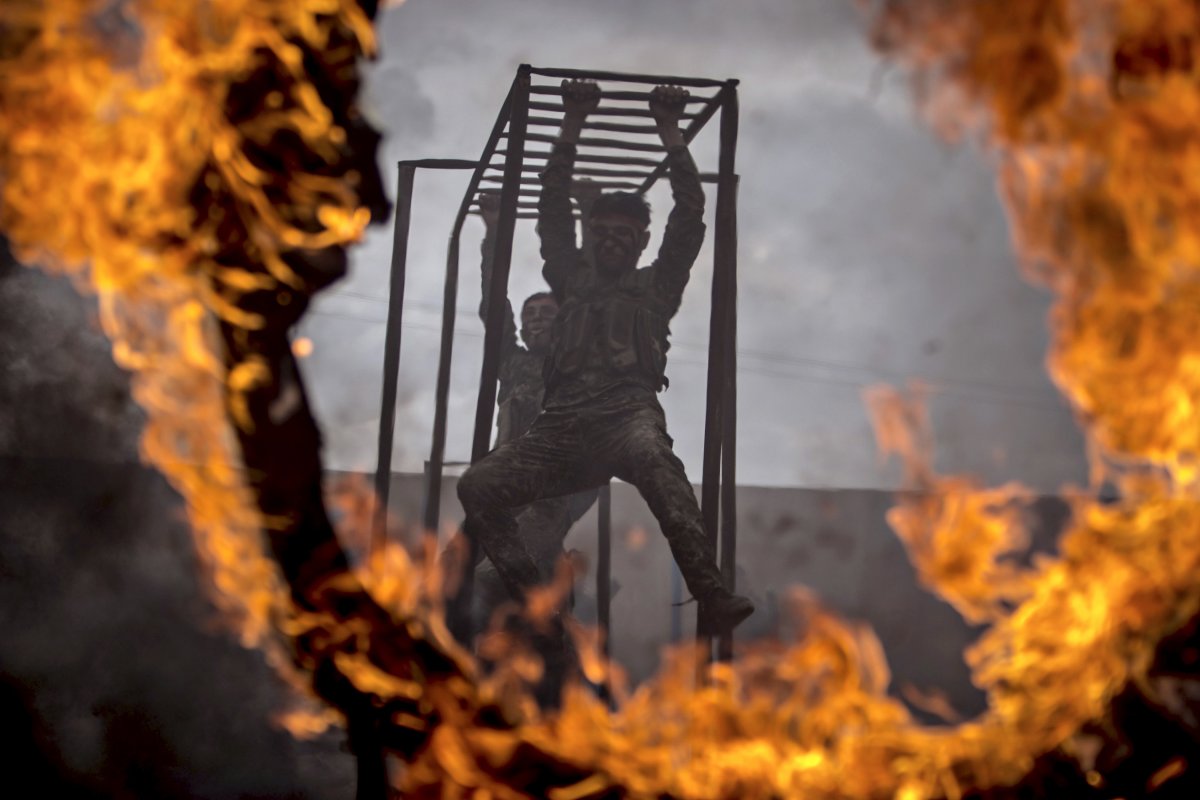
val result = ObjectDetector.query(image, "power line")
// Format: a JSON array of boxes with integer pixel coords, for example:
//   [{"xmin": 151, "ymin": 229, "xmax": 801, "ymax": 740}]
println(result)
[
  {"xmin": 304, "ymin": 308, "xmax": 483, "ymax": 338},
  {"xmin": 324, "ymin": 289, "xmax": 477, "ymax": 317},
  {"xmin": 302, "ymin": 309, "xmax": 1070, "ymax": 414},
  {"xmin": 668, "ymin": 356, "xmax": 1067, "ymax": 413},
  {"xmin": 319, "ymin": 289, "xmax": 1054, "ymax": 401}
]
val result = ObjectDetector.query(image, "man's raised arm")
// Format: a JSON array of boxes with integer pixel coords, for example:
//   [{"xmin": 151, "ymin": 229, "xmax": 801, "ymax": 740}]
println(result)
[
  {"xmin": 477, "ymin": 193, "xmax": 519, "ymax": 357},
  {"xmin": 648, "ymin": 85, "xmax": 707, "ymax": 314},
  {"xmin": 538, "ymin": 79, "xmax": 599, "ymax": 299}
]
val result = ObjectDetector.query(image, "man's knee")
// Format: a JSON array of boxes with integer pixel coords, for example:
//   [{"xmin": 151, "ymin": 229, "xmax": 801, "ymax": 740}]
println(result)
[
  {"xmin": 622, "ymin": 443, "xmax": 701, "ymax": 519},
  {"xmin": 623, "ymin": 435, "xmax": 684, "ymax": 482},
  {"xmin": 457, "ymin": 462, "xmax": 499, "ymax": 512}
]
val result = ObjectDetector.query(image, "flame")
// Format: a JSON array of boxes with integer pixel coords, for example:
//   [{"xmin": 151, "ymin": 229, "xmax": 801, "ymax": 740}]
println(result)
[
  {"xmin": 867, "ymin": 384, "xmax": 1035, "ymax": 626},
  {"xmin": 1149, "ymin": 756, "xmax": 1187, "ymax": 790},
  {"xmin": 6, "ymin": 0, "xmax": 1200, "ymax": 798},
  {"xmin": 292, "ymin": 335, "xmax": 314, "ymax": 357},
  {"xmin": 0, "ymin": 0, "xmax": 375, "ymax": 720}
]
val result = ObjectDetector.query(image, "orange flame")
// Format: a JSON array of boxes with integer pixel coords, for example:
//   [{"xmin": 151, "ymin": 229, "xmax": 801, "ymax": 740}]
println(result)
[{"xmin": 6, "ymin": 0, "xmax": 1200, "ymax": 797}]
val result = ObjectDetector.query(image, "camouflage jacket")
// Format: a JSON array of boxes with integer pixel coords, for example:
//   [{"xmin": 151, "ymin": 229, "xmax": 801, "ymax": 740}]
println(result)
[
  {"xmin": 537, "ymin": 141, "xmax": 706, "ymax": 408},
  {"xmin": 480, "ymin": 226, "xmax": 545, "ymax": 445}
]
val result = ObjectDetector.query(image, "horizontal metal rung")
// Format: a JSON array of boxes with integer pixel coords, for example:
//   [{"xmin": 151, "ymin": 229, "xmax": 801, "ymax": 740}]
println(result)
[
  {"xmin": 473, "ymin": 187, "xmax": 543, "ymax": 197},
  {"xmin": 470, "ymin": 197, "xmax": 577, "ymax": 208},
  {"xmin": 526, "ymin": 116, "xmax": 662, "ymax": 135},
  {"xmin": 480, "ymin": 172, "xmax": 547, "ymax": 183},
  {"xmin": 528, "ymin": 66, "xmax": 729, "ymax": 89},
  {"xmin": 468, "ymin": 209, "xmax": 567, "ymax": 220},
  {"xmin": 528, "ymin": 102, "xmax": 698, "ymax": 119},
  {"xmin": 574, "ymin": 166, "xmax": 656, "ymax": 179},
  {"xmin": 495, "ymin": 149, "xmax": 662, "ymax": 167},
  {"xmin": 395, "ymin": 158, "xmax": 480, "ymax": 169},
  {"xmin": 506, "ymin": 132, "xmax": 667, "ymax": 153},
  {"xmin": 483, "ymin": 164, "xmax": 655, "ymax": 180},
  {"xmin": 478, "ymin": 175, "xmax": 643, "ymax": 191},
  {"xmin": 529, "ymin": 86, "xmax": 713, "ymax": 103}
]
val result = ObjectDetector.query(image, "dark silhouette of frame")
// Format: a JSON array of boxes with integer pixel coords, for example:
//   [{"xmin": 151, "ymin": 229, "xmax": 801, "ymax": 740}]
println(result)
[{"xmin": 373, "ymin": 64, "xmax": 740, "ymax": 663}]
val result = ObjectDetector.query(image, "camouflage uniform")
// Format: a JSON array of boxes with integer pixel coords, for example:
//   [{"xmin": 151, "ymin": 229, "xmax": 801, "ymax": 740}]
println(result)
[
  {"xmin": 479, "ymin": 224, "xmax": 547, "ymax": 447},
  {"xmin": 458, "ymin": 140, "xmax": 728, "ymax": 605},
  {"xmin": 469, "ymin": 224, "xmax": 596, "ymax": 634}
]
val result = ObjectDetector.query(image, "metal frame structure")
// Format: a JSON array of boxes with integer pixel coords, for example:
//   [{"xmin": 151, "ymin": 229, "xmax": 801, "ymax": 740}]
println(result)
[{"xmin": 372, "ymin": 64, "xmax": 741, "ymax": 660}]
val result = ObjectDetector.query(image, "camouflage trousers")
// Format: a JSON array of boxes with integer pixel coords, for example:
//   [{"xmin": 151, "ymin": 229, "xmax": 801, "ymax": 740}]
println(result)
[
  {"xmin": 458, "ymin": 386, "xmax": 726, "ymax": 605},
  {"xmin": 470, "ymin": 488, "xmax": 597, "ymax": 636}
]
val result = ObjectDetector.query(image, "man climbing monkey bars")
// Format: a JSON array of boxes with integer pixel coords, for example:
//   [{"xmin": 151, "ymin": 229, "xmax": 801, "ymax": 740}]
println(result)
[{"xmin": 373, "ymin": 64, "xmax": 741, "ymax": 661}]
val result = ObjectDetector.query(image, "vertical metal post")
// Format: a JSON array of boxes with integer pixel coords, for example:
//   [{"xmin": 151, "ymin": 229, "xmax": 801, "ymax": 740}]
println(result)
[
  {"xmin": 717, "ymin": 175, "xmax": 740, "ymax": 663},
  {"xmin": 597, "ymin": 481, "xmax": 612, "ymax": 701},
  {"xmin": 470, "ymin": 65, "xmax": 531, "ymax": 463},
  {"xmin": 426, "ymin": 86, "xmax": 515, "ymax": 642},
  {"xmin": 696, "ymin": 82, "xmax": 738, "ymax": 648},
  {"xmin": 714, "ymin": 88, "xmax": 739, "ymax": 661},
  {"xmin": 422, "ymin": 94, "xmax": 516, "ymax": 537},
  {"xmin": 597, "ymin": 485, "xmax": 612, "ymax": 645},
  {"xmin": 372, "ymin": 164, "xmax": 415, "ymax": 552},
  {"xmin": 449, "ymin": 67, "xmax": 531, "ymax": 642},
  {"xmin": 670, "ymin": 562, "xmax": 683, "ymax": 642},
  {"xmin": 421, "ymin": 233, "xmax": 460, "ymax": 535}
]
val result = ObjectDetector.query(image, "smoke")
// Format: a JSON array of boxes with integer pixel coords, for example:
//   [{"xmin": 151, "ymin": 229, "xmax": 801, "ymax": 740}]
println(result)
[{"xmin": 0, "ymin": 249, "xmax": 350, "ymax": 799}]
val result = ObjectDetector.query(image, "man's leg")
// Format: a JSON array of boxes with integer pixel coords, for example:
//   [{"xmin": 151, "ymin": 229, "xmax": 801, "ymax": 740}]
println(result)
[
  {"xmin": 512, "ymin": 485, "xmax": 601, "ymax": 617},
  {"xmin": 470, "ymin": 560, "xmax": 514, "ymax": 638},
  {"xmin": 515, "ymin": 486, "xmax": 600, "ymax": 571},
  {"xmin": 515, "ymin": 497, "xmax": 574, "ymax": 574},
  {"xmin": 457, "ymin": 411, "xmax": 604, "ymax": 601},
  {"xmin": 457, "ymin": 413, "xmax": 610, "ymax": 707},
  {"xmin": 600, "ymin": 397, "xmax": 753, "ymax": 630}
]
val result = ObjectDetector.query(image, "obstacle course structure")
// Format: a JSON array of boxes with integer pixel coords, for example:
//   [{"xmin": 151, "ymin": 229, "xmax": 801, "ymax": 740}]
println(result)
[{"xmin": 374, "ymin": 64, "xmax": 741, "ymax": 661}]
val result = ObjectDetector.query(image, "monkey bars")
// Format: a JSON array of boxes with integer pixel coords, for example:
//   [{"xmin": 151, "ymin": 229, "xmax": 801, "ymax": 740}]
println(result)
[{"xmin": 373, "ymin": 64, "xmax": 741, "ymax": 663}]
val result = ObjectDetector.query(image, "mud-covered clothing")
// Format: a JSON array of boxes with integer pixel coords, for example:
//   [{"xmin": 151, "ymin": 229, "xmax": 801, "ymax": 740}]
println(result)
[
  {"xmin": 480, "ymin": 226, "xmax": 545, "ymax": 446},
  {"xmin": 459, "ymin": 138, "xmax": 725, "ymax": 606},
  {"xmin": 538, "ymin": 141, "xmax": 706, "ymax": 407},
  {"xmin": 470, "ymin": 223, "xmax": 598, "ymax": 624},
  {"xmin": 470, "ymin": 489, "xmax": 597, "ymax": 635},
  {"xmin": 458, "ymin": 385, "xmax": 725, "ymax": 602}
]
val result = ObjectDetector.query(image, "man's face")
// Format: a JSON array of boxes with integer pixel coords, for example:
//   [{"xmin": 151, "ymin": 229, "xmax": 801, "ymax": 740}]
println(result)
[
  {"xmin": 588, "ymin": 213, "xmax": 649, "ymax": 277},
  {"xmin": 520, "ymin": 295, "xmax": 559, "ymax": 352}
]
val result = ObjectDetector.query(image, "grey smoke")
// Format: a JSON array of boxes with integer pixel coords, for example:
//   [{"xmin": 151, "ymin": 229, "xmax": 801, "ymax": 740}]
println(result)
[{"xmin": 0, "ymin": 253, "xmax": 353, "ymax": 799}]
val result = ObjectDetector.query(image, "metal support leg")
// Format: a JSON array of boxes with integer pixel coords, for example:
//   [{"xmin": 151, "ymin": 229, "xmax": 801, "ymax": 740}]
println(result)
[
  {"xmin": 373, "ymin": 164, "xmax": 415, "ymax": 553},
  {"xmin": 717, "ymin": 175, "xmax": 740, "ymax": 663},
  {"xmin": 697, "ymin": 83, "xmax": 739, "ymax": 653},
  {"xmin": 597, "ymin": 481, "xmax": 612, "ymax": 700},
  {"xmin": 714, "ymin": 89, "xmax": 740, "ymax": 662},
  {"xmin": 422, "ymin": 235, "xmax": 459, "ymax": 536},
  {"xmin": 470, "ymin": 66, "xmax": 531, "ymax": 462},
  {"xmin": 449, "ymin": 67, "xmax": 532, "ymax": 643}
]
